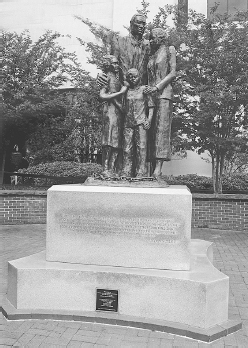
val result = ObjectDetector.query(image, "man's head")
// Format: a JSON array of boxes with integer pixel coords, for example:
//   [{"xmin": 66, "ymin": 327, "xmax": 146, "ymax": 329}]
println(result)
[
  {"xmin": 130, "ymin": 14, "xmax": 146, "ymax": 40},
  {"xmin": 149, "ymin": 28, "xmax": 167, "ymax": 51},
  {"xmin": 102, "ymin": 55, "xmax": 119, "ymax": 73},
  {"xmin": 126, "ymin": 68, "xmax": 140, "ymax": 87}
]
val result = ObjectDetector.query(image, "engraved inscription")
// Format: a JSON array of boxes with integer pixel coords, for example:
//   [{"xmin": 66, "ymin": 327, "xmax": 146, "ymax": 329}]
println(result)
[{"xmin": 57, "ymin": 213, "xmax": 182, "ymax": 243}]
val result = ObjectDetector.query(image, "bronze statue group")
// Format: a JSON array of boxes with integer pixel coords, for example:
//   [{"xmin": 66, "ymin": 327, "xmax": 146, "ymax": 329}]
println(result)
[{"xmin": 98, "ymin": 14, "xmax": 176, "ymax": 179}]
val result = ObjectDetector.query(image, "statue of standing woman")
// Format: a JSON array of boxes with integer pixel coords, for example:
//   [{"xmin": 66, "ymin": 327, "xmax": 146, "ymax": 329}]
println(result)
[{"xmin": 144, "ymin": 28, "xmax": 176, "ymax": 178}]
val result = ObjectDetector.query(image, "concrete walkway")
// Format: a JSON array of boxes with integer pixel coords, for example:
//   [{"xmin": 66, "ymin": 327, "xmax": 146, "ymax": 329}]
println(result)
[{"xmin": 1, "ymin": 224, "xmax": 248, "ymax": 347}]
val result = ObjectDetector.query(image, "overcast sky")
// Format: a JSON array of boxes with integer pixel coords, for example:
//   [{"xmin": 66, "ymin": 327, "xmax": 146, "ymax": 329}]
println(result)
[{"xmin": 0, "ymin": 0, "xmax": 208, "ymax": 76}]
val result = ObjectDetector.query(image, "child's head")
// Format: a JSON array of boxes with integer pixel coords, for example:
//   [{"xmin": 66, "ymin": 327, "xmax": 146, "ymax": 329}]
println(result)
[
  {"xmin": 101, "ymin": 55, "xmax": 119, "ymax": 74},
  {"xmin": 126, "ymin": 68, "xmax": 140, "ymax": 87}
]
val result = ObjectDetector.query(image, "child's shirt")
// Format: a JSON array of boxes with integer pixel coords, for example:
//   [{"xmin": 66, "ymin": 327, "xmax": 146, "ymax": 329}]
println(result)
[{"xmin": 125, "ymin": 86, "xmax": 154, "ymax": 128}]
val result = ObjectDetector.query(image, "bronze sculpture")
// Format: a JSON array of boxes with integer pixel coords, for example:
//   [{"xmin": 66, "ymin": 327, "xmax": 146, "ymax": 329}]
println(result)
[
  {"xmin": 97, "ymin": 17, "xmax": 176, "ymax": 180},
  {"xmin": 98, "ymin": 13, "xmax": 149, "ymax": 87},
  {"xmin": 122, "ymin": 68, "xmax": 154, "ymax": 178},
  {"xmin": 144, "ymin": 28, "xmax": 176, "ymax": 178},
  {"xmin": 99, "ymin": 55, "xmax": 127, "ymax": 177}
]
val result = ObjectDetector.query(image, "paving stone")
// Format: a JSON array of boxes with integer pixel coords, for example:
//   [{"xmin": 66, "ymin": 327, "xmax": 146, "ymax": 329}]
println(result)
[
  {"xmin": 60, "ymin": 327, "xmax": 79, "ymax": 339},
  {"xmin": 120, "ymin": 341, "xmax": 144, "ymax": 348},
  {"xmin": 136, "ymin": 329, "xmax": 151, "ymax": 337},
  {"xmin": 67, "ymin": 341, "xmax": 83, "ymax": 348},
  {"xmin": 76, "ymin": 330, "xmax": 101, "ymax": 337},
  {"xmin": 173, "ymin": 336, "xmax": 198, "ymax": 347},
  {"xmin": 57, "ymin": 321, "xmax": 81, "ymax": 329},
  {"xmin": 0, "ymin": 337, "xmax": 18, "ymax": 345},
  {"xmin": 25, "ymin": 328, "xmax": 50, "ymax": 337},
  {"xmin": 147, "ymin": 337, "xmax": 161, "ymax": 347},
  {"xmin": 124, "ymin": 335, "xmax": 149, "ymax": 343},
  {"xmin": 26, "ymin": 334, "xmax": 47, "ymax": 347},
  {"xmin": 18, "ymin": 333, "xmax": 36, "ymax": 345},
  {"xmin": 79, "ymin": 343, "xmax": 95, "ymax": 348},
  {"xmin": 159, "ymin": 338, "xmax": 173, "ymax": 347},
  {"xmin": 72, "ymin": 335, "xmax": 98, "ymax": 343}
]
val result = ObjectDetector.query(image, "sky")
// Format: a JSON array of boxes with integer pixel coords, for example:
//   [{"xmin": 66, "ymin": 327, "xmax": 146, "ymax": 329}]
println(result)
[{"xmin": 0, "ymin": 0, "xmax": 208, "ymax": 77}]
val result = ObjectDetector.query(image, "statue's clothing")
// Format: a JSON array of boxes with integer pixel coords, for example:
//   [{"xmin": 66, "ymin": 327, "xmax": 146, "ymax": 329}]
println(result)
[
  {"xmin": 123, "ymin": 126, "xmax": 147, "ymax": 177},
  {"xmin": 109, "ymin": 34, "xmax": 150, "ymax": 85},
  {"xmin": 125, "ymin": 86, "xmax": 154, "ymax": 127},
  {"xmin": 101, "ymin": 72, "xmax": 123, "ymax": 149},
  {"xmin": 147, "ymin": 45, "xmax": 175, "ymax": 160},
  {"xmin": 122, "ymin": 86, "xmax": 154, "ymax": 176}
]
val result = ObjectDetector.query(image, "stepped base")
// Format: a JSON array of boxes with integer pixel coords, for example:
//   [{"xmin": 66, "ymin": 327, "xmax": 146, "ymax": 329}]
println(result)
[
  {"xmin": 1, "ymin": 297, "xmax": 241, "ymax": 343},
  {"xmin": 6, "ymin": 240, "xmax": 231, "ymax": 331}
]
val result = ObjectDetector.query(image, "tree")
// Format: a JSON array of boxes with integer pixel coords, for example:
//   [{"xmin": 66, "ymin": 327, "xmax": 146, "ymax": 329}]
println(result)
[
  {"xmin": 176, "ymin": 9, "xmax": 248, "ymax": 193},
  {"xmin": 2, "ymin": 30, "xmax": 101, "ymax": 169}
]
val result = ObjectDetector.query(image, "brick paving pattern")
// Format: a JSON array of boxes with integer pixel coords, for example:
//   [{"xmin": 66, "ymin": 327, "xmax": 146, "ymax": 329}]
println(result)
[{"xmin": 1, "ymin": 224, "xmax": 248, "ymax": 347}]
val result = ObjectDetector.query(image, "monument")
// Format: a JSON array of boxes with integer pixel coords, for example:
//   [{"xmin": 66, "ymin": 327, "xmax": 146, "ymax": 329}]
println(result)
[{"xmin": 1, "ymin": 14, "xmax": 242, "ymax": 343}]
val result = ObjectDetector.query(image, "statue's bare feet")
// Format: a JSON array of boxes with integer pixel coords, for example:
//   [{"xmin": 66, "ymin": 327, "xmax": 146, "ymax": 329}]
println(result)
[
  {"xmin": 152, "ymin": 171, "xmax": 161, "ymax": 179},
  {"xmin": 102, "ymin": 170, "xmax": 112, "ymax": 178}
]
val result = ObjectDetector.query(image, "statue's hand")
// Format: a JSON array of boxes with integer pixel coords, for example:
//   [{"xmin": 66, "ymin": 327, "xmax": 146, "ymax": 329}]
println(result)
[
  {"xmin": 97, "ymin": 73, "xmax": 108, "ymax": 88},
  {"xmin": 143, "ymin": 86, "xmax": 158, "ymax": 95},
  {"xmin": 143, "ymin": 119, "xmax": 151, "ymax": 130}
]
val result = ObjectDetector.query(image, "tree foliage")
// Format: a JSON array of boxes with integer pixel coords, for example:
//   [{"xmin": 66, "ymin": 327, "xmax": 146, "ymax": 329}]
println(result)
[
  {"xmin": 2, "ymin": 30, "xmax": 101, "ymax": 166},
  {"xmin": 176, "ymin": 9, "xmax": 248, "ymax": 192}
]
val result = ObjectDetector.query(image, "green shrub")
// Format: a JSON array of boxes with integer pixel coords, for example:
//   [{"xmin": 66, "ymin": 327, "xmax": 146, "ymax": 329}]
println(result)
[
  {"xmin": 222, "ymin": 174, "xmax": 248, "ymax": 191},
  {"xmin": 163, "ymin": 173, "xmax": 248, "ymax": 192},
  {"xmin": 162, "ymin": 174, "xmax": 213, "ymax": 191},
  {"xmin": 18, "ymin": 161, "xmax": 102, "ymax": 186}
]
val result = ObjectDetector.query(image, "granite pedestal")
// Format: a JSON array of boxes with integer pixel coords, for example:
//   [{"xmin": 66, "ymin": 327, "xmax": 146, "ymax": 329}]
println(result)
[
  {"xmin": 46, "ymin": 184, "xmax": 192, "ymax": 270},
  {"xmin": 3, "ymin": 183, "xmax": 240, "ymax": 341},
  {"xmin": 7, "ymin": 240, "xmax": 228, "ymax": 330}
]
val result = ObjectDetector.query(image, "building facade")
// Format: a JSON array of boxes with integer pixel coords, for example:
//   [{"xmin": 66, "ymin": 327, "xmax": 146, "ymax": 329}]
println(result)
[{"xmin": 207, "ymin": 0, "xmax": 248, "ymax": 17}]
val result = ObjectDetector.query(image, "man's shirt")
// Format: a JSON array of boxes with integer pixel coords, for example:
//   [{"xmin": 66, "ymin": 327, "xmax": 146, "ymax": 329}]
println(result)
[{"xmin": 109, "ymin": 34, "xmax": 150, "ymax": 86}]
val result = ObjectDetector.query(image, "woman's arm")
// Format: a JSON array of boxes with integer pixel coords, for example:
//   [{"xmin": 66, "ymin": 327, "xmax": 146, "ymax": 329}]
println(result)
[
  {"xmin": 155, "ymin": 45, "xmax": 176, "ymax": 91},
  {"xmin": 100, "ymin": 85, "xmax": 127, "ymax": 101},
  {"xmin": 144, "ymin": 45, "xmax": 177, "ymax": 95}
]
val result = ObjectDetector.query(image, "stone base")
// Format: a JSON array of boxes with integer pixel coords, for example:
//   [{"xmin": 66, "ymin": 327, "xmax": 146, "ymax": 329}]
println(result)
[
  {"xmin": 46, "ymin": 185, "xmax": 192, "ymax": 270},
  {"xmin": 1, "ymin": 298, "xmax": 241, "ymax": 343},
  {"xmin": 7, "ymin": 240, "xmax": 229, "ymax": 330}
]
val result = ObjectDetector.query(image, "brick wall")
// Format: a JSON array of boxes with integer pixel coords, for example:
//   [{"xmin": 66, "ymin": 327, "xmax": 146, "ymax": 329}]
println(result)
[
  {"xmin": 0, "ymin": 191, "xmax": 47, "ymax": 224},
  {"xmin": 192, "ymin": 193, "xmax": 248, "ymax": 231},
  {"xmin": 1, "ymin": 191, "xmax": 248, "ymax": 231}
]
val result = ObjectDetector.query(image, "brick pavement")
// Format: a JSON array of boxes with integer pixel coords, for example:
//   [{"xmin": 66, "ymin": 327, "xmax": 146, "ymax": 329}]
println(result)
[{"xmin": 1, "ymin": 224, "xmax": 248, "ymax": 347}]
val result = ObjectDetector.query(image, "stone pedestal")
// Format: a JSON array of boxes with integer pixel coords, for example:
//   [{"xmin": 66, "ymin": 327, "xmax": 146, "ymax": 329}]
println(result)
[
  {"xmin": 7, "ymin": 240, "xmax": 228, "ymax": 329},
  {"xmin": 46, "ymin": 184, "xmax": 192, "ymax": 270},
  {"xmin": 3, "ymin": 183, "xmax": 240, "ymax": 341}
]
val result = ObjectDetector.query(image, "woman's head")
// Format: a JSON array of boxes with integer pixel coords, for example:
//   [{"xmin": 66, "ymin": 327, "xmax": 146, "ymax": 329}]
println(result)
[{"xmin": 149, "ymin": 28, "xmax": 167, "ymax": 50}]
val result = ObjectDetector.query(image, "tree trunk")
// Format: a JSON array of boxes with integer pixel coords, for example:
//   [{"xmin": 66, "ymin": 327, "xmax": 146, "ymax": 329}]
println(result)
[{"xmin": 212, "ymin": 151, "xmax": 224, "ymax": 194}]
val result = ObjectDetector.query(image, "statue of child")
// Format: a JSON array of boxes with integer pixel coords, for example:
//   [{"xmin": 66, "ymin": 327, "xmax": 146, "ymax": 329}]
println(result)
[
  {"xmin": 122, "ymin": 68, "xmax": 155, "ymax": 178},
  {"xmin": 99, "ymin": 55, "xmax": 127, "ymax": 177}
]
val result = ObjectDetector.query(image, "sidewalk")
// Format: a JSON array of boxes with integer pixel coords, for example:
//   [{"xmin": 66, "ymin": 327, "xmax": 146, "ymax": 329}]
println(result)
[{"xmin": 1, "ymin": 224, "xmax": 248, "ymax": 347}]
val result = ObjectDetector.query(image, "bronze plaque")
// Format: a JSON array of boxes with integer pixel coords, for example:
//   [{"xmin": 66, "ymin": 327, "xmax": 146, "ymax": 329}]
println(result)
[{"xmin": 96, "ymin": 289, "xmax": 118, "ymax": 312}]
